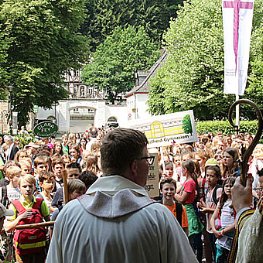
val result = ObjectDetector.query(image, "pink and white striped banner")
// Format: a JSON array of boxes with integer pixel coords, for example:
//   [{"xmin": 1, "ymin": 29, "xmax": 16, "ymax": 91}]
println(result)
[{"xmin": 222, "ymin": 0, "xmax": 254, "ymax": 95}]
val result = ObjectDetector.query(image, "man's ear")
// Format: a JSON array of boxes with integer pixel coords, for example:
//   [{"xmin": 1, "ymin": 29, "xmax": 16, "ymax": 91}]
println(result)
[{"xmin": 130, "ymin": 160, "xmax": 138, "ymax": 177}]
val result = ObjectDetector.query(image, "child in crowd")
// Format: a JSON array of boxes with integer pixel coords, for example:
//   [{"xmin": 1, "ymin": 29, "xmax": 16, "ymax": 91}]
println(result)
[
  {"xmin": 33, "ymin": 155, "xmax": 49, "ymax": 192},
  {"xmin": 69, "ymin": 144, "xmax": 82, "ymax": 164},
  {"xmin": 78, "ymin": 171, "xmax": 98, "ymax": 190},
  {"xmin": 37, "ymin": 171, "xmax": 56, "ymax": 215},
  {"xmin": 61, "ymin": 134, "xmax": 69, "ymax": 155},
  {"xmin": 33, "ymin": 155, "xmax": 49, "ymax": 177},
  {"xmin": 199, "ymin": 159, "xmax": 222, "ymax": 261},
  {"xmin": 5, "ymin": 174, "xmax": 50, "ymax": 263},
  {"xmin": 210, "ymin": 177, "xmax": 236, "ymax": 263},
  {"xmin": 51, "ymin": 162, "xmax": 81, "ymax": 208},
  {"xmin": 51, "ymin": 157, "xmax": 65, "ymax": 192},
  {"xmin": 172, "ymin": 154, "xmax": 183, "ymax": 182},
  {"xmin": 84, "ymin": 154, "xmax": 100, "ymax": 176},
  {"xmin": 161, "ymin": 161, "xmax": 174, "ymax": 179},
  {"xmin": 50, "ymin": 178, "xmax": 86, "ymax": 231},
  {"xmin": 160, "ymin": 177, "xmax": 188, "ymax": 233},
  {"xmin": 5, "ymin": 166, "xmax": 21, "ymax": 203},
  {"xmin": 19, "ymin": 159, "xmax": 32, "ymax": 176},
  {"xmin": 221, "ymin": 148, "xmax": 240, "ymax": 179},
  {"xmin": 174, "ymin": 160, "xmax": 204, "ymax": 263},
  {"xmin": 14, "ymin": 150, "xmax": 29, "ymax": 163},
  {"xmin": 53, "ymin": 141, "xmax": 63, "ymax": 156}
]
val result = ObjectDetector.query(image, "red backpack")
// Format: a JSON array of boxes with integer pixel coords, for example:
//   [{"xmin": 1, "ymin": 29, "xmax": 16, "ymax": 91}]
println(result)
[{"xmin": 12, "ymin": 198, "xmax": 47, "ymax": 255}]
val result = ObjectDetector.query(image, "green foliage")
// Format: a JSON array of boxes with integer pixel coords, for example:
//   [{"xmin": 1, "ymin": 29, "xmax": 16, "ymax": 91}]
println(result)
[
  {"xmin": 182, "ymin": 114, "xmax": 192, "ymax": 134},
  {"xmin": 0, "ymin": 0, "xmax": 89, "ymax": 126},
  {"xmin": 148, "ymin": 0, "xmax": 263, "ymax": 120},
  {"xmin": 82, "ymin": 25, "xmax": 160, "ymax": 104},
  {"xmin": 81, "ymin": 0, "xmax": 184, "ymax": 51},
  {"xmin": 14, "ymin": 133, "xmax": 36, "ymax": 149},
  {"xmin": 196, "ymin": 120, "xmax": 258, "ymax": 135}
]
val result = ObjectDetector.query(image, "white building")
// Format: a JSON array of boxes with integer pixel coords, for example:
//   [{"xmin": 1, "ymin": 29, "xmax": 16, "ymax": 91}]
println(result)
[
  {"xmin": 36, "ymin": 70, "xmax": 127, "ymax": 133},
  {"xmin": 126, "ymin": 51, "xmax": 167, "ymax": 121},
  {"xmin": 35, "ymin": 51, "xmax": 167, "ymax": 133}
]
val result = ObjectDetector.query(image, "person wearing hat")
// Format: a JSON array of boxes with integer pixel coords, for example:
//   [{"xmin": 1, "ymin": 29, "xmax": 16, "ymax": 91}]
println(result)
[{"xmin": 0, "ymin": 203, "xmax": 14, "ymax": 261}]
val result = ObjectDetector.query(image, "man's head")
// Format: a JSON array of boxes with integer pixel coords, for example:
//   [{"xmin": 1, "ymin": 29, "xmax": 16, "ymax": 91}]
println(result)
[
  {"xmin": 100, "ymin": 128, "xmax": 150, "ymax": 186},
  {"xmin": 4, "ymin": 135, "xmax": 13, "ymax": 146}
]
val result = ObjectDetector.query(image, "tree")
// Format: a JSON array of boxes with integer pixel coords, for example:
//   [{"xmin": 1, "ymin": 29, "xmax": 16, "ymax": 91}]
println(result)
[
  {"xmin": 81, "ymin": 0, "xmax": 184, "ymax": 51},
  {"xmin": 182, "ymin": 114, "xmax": 192, "ymax": 135},
  {"xmin": 81, "ymin": 26, "xmax": 160, "ymax": 104},
  {"xmin": 0, "ymin": 0, "xmax": 89, "ymax": 127},
  {"xmin": 148, "ymin": 0, "xmax": 263, "ymax": 120}
]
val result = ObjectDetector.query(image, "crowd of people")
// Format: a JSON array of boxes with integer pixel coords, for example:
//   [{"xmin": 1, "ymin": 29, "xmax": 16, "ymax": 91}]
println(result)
[{"xmin": 0, "ymin": 126, "xmax": 262, "ymax": 263}]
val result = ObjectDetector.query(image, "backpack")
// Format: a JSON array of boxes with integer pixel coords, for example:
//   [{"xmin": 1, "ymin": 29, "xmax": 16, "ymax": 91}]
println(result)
[
  {"xmin": 212, "ymin": 184, "xmax": 222, "ymax": 205},
  {"xmin": 157, "ymin": 200, "xmax": 183, "ymax": 227},
  {"xmin": 12, "ymin": 198, "xmax": 47, "ymax": 256},
  {"xmin": 174, "ymin": 202, "xmax": 183, "ymax": 227}
]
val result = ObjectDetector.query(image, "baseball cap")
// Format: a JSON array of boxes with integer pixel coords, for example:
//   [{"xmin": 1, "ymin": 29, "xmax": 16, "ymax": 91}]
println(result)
[{"xmin": 0, "ymin": 203, "xmax": 14, "ymax": 218}]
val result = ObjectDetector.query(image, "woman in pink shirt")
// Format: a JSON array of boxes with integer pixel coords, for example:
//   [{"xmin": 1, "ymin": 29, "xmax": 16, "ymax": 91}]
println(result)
[{"xmin": 174, "ymin": 159, "xmax": 204, "ymax": 262}]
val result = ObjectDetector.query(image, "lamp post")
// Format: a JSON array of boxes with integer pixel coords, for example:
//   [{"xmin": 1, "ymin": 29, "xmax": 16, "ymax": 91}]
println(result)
[
  {"xmin": 0, "ymin": 110, "xmax": 7, "ymax": 135},
  {"xmin": 8, "ymin": 85, "xmax": 13, "ymax": 135}
]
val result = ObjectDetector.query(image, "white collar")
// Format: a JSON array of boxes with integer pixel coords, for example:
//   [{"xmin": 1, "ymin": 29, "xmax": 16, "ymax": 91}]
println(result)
[{"xmin": 87, "ymin": 175, "xmax": 148, "ymax": 196}]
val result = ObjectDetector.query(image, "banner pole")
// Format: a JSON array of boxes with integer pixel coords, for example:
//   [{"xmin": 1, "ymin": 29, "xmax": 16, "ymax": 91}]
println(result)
[{"xmin": 235, "ymin": 94, "xmax": 240, "ymax": 133}]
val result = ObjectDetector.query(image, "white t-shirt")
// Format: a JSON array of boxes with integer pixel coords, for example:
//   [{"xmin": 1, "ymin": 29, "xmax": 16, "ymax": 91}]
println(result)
[
  {"xmin": 221, "ymin": 199, "xmax": 235, "ymax": 228},
  {"xmin": 6, "ymin": 185, "xmax": 21, "ymax": 202}
]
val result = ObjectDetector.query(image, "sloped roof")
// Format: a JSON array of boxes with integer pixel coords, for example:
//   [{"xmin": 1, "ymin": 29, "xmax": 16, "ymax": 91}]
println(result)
[{"xmin": 125, "ymin": 50, "xmax": 167, "ymax": 98}]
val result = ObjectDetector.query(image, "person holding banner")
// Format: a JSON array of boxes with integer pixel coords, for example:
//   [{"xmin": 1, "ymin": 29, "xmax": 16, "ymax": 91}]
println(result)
[{"xmin": 47, "ymin": 128, "xmax": 198, "ymax": 263}]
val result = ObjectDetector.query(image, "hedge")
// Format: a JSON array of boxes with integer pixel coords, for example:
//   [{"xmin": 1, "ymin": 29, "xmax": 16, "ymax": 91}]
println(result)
[{"xmin": 195, "ymin": 120, "xmax": 259, "ymax": 135}]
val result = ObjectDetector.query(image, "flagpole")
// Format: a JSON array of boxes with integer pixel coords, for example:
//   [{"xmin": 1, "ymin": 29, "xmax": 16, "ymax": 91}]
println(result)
[{"xmin": 236, "ymin": 93, "xmax": 240, "ymax": 132}]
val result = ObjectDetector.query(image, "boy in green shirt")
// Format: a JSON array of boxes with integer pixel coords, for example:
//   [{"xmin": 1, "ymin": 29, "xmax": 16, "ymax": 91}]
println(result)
[{"xmin": 5, "ymin": 174, "xmax": 50, "ymax": 263}]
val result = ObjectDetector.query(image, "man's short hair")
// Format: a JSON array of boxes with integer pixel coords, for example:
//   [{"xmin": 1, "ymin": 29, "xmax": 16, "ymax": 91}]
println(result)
[
  {"xmin": 4, "ymin": 135, "xmax": 13, "ymax": 142},
  {"xmin": 66, "ymin": 162, "xmax": 81, "ymax": 172},
  {"xmin": 100, "ymin": 128, "xmax": 148, "ymax": 175}
]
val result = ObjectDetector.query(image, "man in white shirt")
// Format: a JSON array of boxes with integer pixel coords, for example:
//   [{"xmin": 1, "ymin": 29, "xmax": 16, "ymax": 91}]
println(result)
[{"xmin": 47, "ymin": 128, "xmax": 198, "ymax": 263}]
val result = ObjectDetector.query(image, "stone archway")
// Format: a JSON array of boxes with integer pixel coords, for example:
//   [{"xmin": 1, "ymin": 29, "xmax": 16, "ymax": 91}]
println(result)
[{"xmin": 69, "ymin": 106, "xmax": 96, "ymax": 133}]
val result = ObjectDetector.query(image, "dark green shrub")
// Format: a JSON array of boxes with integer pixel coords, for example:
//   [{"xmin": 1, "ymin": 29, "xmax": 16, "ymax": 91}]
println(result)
[{"xmin": 196, "ymin": 120, "xmax": 258, "ymax": 135}]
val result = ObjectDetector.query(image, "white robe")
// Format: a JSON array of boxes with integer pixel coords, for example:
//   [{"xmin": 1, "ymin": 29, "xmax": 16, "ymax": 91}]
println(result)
[
  {"xmin": 47, "ymin": 175, "xmax": 198, "ymax": 263},
  {"xmin": 235, "ymin": 209, "xmax": 263, "ymax": 263}
]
